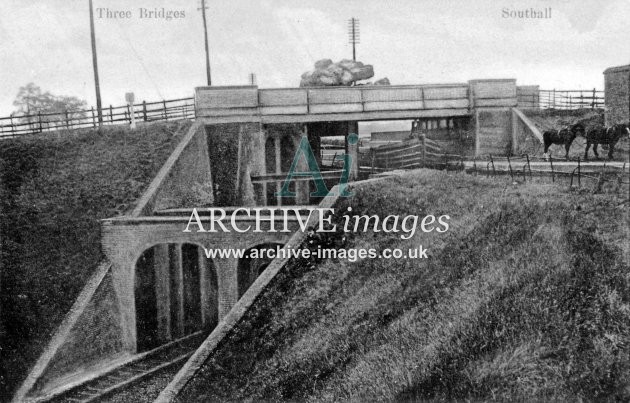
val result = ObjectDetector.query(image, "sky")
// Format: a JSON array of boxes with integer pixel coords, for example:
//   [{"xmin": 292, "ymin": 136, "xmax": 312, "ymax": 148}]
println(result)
[{"xmin": 0, "ymin": 0, "xmax": 628, "ymax": 116}]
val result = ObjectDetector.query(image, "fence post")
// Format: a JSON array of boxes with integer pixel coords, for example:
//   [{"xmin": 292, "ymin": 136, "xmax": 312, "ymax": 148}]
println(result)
[
  {"xmin": 110, "ymin": 105, "xmax": 113, "ymax": 123},
  {"xmin": 420, "ymin": 133, "xmax": 426, "ymax": 168},
  {"xmin": 507, "ymin": 156, "xmax": 514, "ymax": 180},
  {"xmin": 91, "ymin": 107, "xmax": 96, "ymax": 128},
  {"xmin": 592, "ymin": 88, "xmax": 596, "ymax": 109},
  {"xmin": 577, "ymin": 157, "xmax": 581, "ymax": 188},
  {"xmin": 552, "ymin": 89, "xmax": 556, "ymax": 109},
  {"xmin": 127, "ymin": 104, "xmax": 132, "ymax": 124},
  {"xmin": 163, "ymin": 100, "xmax": 168, "ymax": 121},
  {"xmin": 10, "ymin": 115, "xmax": 14, "ymax": 134},
  {"xmin": 65, "ymin": 110, "xmax": 70, "ymax": 129},
  {"xmin": 549, "ymin": 156, "xmax": 555, "ymax": 182},
  {"xmin": 526, "ymin": 154, "xmax": 532, "ymax": 180},
  {"xmin": 370, "ymin": 148, "xmax": 375, "ymax": 174},
  {"xmin": 38, "ymin": 111, "xmax": 43, "ymax": 133},
  {"xmin": 143, "ymin": 101, "xmax": 148, "ymax": 121}
]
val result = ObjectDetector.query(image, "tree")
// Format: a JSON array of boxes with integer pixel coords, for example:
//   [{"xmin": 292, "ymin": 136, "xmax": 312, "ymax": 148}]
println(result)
[{"xmin": 12, "ymin": 83, "xmax": 87, "ymax": 125}]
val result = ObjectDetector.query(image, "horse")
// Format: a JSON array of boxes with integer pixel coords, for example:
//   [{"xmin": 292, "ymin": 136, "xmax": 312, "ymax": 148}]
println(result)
[
  {"xmin": 584, "ymin": 123, "xmax": 630, "ymax": 160},
  {"xmin": 542, "ymin": 123, "xmax": 585, "ymax": 160}
]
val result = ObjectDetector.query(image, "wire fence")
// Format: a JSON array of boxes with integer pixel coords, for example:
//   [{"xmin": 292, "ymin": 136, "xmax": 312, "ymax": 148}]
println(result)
[
  {"xmin": 467, "ymin": 154, "xmax": 629, "ymax": 193},
  {"xmin": 0, "ymin": 97, "xmax": 195, "ymax": 138}
]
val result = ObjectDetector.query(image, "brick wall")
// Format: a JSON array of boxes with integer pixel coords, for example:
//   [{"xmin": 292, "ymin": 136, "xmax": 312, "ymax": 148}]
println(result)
[{"xmin": 604, "ymin": 65, "xmax": 630, "ymax": 126}]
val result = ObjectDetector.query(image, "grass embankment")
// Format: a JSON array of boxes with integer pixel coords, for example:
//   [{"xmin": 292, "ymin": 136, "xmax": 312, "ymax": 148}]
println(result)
[
  {"xmin": 524, "ymin": 108, "xmax": 629, "ymax": 161},
  {"xmin": 0, "ymin": 121, "xmax": 190, "ymax": 400},
  {"xmin": 178, "ymin": 170, "xmax": 630, "ymax": 402}
]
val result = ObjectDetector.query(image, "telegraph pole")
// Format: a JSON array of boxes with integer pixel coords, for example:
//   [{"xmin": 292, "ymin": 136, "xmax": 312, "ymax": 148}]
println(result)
[
  {"xmin": 348, "ymin": 18, "xmax": 360, "ymax": 61},
  {"xmin": 89, "ymin": 0, "xmax": 103, "ymax": 125},
  {"xmin": 200, "ymin": 0, "xmax": 212, "ymax": 85}
]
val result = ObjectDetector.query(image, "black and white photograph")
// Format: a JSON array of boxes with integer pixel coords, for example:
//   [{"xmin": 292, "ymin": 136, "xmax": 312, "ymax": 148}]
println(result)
[{"xmin": 1, "ymin": 0, "xmax": 629, "ymax": 401}]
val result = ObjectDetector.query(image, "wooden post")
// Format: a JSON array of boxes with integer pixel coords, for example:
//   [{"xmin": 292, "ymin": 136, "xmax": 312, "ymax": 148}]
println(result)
[
  {"xmin": 163, "ymin": 100, "xmax": 168, "ymax": 121},
  {"xmin": 201, "ymin": 0, "xmax": 212, "ymax": 85},
  {"xmin": 9, "ymin": 115, "xmax": 14, "ymax": 134},
  {"xmin": 89, "ymin": 0, "xmax": 103, "ymax": 126},
  {"xmin": 91, "ymin": 107, "xmax": 96, "ymax": 128},
  {"xmin": 421, "ymin": 133, "xmax": 426, "ymax": 167},
  {"xmin": 38, "ymin": 111, "xmax": 42, "ymax": 133},
  {"xmin": 592, "ymin": 88, "xmax": 596, "ymax": 109},
  {"xmin": 110, "ymin": 105, "xmax": 113, "ymax": 123},
  {"xmin": 65, "ymin": 110, "xmax": 70, "ymax": 129},
  {"xmin": 552, "ymin": 88, "xmax": 556, "ymax": 109},
  {"xmin": 143, "ymin": 100, "xmax": 147, "ymax": 121},
  {"xmin": 370, "ymin": 148, "xmax": 375, "ymax": 174}
]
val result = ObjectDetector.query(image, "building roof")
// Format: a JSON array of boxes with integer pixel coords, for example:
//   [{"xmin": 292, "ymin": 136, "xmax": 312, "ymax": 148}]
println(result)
[{"xmin": 604, "ymin": 64, "xmax": 630, "ymax": 74}]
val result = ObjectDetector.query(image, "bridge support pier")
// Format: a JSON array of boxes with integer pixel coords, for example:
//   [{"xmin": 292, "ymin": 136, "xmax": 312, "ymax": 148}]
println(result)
[
  {"xmin": 347, "ymin": 121, "xmax": 359, "ymax": 180},
  {"xmin": 469, "ymin": 79, "xmax": 518, "ymax": 157},
  {"xmin": 214, "ymin": 257, "xmax": 239, "ymax": 319},
  {"xmin": 155, "ymin": 244, "xmax": 172, "ymax": 342}
]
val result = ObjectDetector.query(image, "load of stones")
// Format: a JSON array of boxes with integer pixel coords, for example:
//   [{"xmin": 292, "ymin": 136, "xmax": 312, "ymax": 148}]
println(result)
[{"xmin": 300, "ymin": 58, "xmax": 390, "ymax": 87}]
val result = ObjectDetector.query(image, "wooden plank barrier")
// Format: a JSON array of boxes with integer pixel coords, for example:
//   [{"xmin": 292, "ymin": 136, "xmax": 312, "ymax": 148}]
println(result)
[{"xmin": 368, "ymin": 135, "xmax": 462, "ymax": 171}]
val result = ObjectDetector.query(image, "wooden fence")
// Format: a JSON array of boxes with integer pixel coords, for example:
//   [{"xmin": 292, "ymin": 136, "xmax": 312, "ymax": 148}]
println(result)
[
  {"xmin": 537, "ymin": 89, "xmax": 604, "ymax": 109},
  {"xmin": 362, "ymin": 135, "xmax": 463, "ymax": 172},
  {"xmin": 0, "ymin": 97, "xmax": 195, "ymax": 137}
]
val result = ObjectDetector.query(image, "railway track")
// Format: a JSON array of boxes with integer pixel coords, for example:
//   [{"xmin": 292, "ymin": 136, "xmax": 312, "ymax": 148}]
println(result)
[{"xmin": 48, "ymin": 331, "xmax": 207, "ymax": 403}]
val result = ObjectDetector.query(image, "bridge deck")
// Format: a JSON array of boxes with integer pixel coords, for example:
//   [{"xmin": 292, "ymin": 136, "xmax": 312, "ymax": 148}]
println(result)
[{"xmin": 195, "ymin": 84, "xmax": 474, "ymax": 124}]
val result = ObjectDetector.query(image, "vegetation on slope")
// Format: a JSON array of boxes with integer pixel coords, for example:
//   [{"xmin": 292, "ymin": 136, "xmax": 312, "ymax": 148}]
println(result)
[
  {"xmin": 178, "ymin": 170, "xmax": 630, "ymax": 402},
  {"xmin": 0, "ymin": 121, "xmax": 191, "ymax": 400}
]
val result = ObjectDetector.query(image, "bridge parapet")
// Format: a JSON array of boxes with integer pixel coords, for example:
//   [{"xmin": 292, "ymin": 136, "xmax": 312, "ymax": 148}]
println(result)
[{"xmin": 195, "ymin": 84, "xmax": 472, "ymax": 123}]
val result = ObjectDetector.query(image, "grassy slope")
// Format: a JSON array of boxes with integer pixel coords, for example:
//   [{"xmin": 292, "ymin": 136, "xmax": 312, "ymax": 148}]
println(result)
[
  {"xmin": 0, "ymin": 121, "xmax": 191, "ymax": 400},
  {"xmin": 178, "ymin": 170, "xmax": 630, "ymax": 402},
  {"xmin": 523, "ymin": 108, "xmax": 629, "ymax": 160}
]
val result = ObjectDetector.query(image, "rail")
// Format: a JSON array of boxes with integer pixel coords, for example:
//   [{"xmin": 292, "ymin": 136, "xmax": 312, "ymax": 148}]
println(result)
[{"xmin": 468, "ymin": 155, "xmax": 629, "ymax": 191}]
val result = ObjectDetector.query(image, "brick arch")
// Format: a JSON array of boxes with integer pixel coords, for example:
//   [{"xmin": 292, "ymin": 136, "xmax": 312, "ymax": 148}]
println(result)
[{"xmin": 237, "ymin": 242, "xmax": 284, "ymax": 298}]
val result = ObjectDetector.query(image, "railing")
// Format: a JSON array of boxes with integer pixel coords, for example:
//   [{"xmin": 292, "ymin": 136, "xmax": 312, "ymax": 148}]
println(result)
[
  {"xmin": 468, "ymin": 155, "xmax": 629, "ymax": 191},
  {"xmin": 537, "ymin": 89, "xmax": 604, "ymax": 110},
  {"xmin": 0, "ymin": 97, "xmax": 195, "ymax": 137}
]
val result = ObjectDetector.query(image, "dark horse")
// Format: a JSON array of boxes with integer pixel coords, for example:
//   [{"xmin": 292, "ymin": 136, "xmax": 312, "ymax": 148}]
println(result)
[
  {"xmin": 543, "ymin": 123, "xmax": 585, "ymax": 160},
  {"xmin": 584, "ymin": 123, "xmax": 630, "ymax": 160}
]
